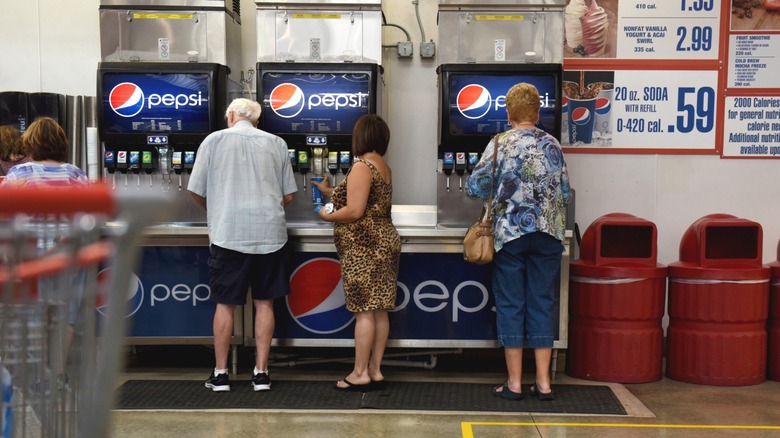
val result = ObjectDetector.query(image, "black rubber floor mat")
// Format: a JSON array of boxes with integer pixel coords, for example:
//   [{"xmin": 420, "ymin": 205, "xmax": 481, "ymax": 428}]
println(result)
[
  {"xmin": 116, "ymin": 380, "xmax": 627, "ymax": 415},
  {"xmin": 117, "ymin": 380, "xmax": 364, "ymax": 410},
  {"xmin": 363, "ymin": 382, "xmax": 626, "ymax": 415}
]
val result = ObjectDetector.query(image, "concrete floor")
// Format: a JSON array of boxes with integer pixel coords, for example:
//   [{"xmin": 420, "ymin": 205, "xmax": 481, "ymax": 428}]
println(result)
[{"xmin": 109, "ymin": 347, "xmax": 780, "ymax": 438}]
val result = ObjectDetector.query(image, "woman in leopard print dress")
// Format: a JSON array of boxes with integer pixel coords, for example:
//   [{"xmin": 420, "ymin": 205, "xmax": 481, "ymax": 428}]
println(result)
[{"xmin": 314, "ymin": 114, "xmax": 400, "ymax": 391}]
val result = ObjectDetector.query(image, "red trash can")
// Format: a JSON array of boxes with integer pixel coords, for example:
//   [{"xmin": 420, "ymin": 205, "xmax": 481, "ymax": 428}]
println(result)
[
  {"xmin": 567, "ymin": 213, "xmax": 667, "ymax": 383},
  {"xmin": 667, "ymin": 214, "xmax": 770, "ymax": 386},
  {"xmin": 768, "ymin": 240, "xmax": 780, "ymax": 382}
]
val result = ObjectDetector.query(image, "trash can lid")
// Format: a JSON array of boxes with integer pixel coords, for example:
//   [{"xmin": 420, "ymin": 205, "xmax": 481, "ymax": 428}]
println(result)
[
  {"xmin": 579, "ymin": 213, "xmax": 659, "ymax": 268},
  {"xmin": 668, "ymin": 261, "xmax": 770, "ymax": 280},
  {"xmin": 570, "ymin": 260, "xmax": 668, "ymax": 278},
  {"xmin": 677, "ymin": 214, "xmax": 763, "ymax": 269}
]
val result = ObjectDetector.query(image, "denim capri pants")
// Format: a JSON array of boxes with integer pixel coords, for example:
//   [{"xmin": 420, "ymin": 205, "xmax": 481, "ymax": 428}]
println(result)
[{"xmin": 492, "ymin": 232, "xmax": 563, "ymax": 349}]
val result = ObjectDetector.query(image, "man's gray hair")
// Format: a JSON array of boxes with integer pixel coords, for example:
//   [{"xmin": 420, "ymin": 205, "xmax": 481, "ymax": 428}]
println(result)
[{"xmin": 225, "ymin": 98, "xmax": 262, "ymax": 122}]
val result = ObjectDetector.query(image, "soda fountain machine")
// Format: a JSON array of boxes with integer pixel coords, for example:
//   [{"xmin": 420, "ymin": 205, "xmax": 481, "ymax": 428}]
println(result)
[
  {"xmin": 255, "ymin": 62, "xmax": 381, "ymax": 224},
  {"xmin": 96, "ymin": 62, "xmax": 229, "ymax": 217},
  {"xmin": 97, "ymin": 0, "xmax": 243, "ymax": 222},
  {"xmin": 435, "ymin": 0, "xmax": 566, "ymax": 227},
  {"xmin": 436, "ymin": 63, "xmax": 564, "ymax": 225},
  {"xmin": 254, "ymin": 0, "xmax": 383, "ymax": 224}
]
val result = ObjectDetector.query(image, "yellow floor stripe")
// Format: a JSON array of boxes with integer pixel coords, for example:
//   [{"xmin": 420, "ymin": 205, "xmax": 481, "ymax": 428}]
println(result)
[{"xmin": 461, "ymin": 422, "xmax": 780, "ymax": 437}]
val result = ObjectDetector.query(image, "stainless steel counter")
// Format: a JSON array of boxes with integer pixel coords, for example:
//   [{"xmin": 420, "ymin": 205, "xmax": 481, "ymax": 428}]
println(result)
[{"xmin": 141, "ymin": 205, "xmax": 470, "ymax": 253}]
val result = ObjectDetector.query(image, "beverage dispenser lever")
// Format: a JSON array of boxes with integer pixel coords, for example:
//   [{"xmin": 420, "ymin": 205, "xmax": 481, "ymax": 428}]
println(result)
[
  {"xmin": 327, "ymin": 151, "xmax": 339, "ymax": 185},
  {"xmin": 171, "ymin": 150, "xmax": 183, "ymax": 191},
  {"xmin": 183, "ymin": 150, "xmax": 196, "ymax": 191},
  {"xmin": 467, "ymin": 152, "xmax": 479, "ymax": 174},
  {"xmin": 141, "ymin": 150, "xmax": 155, "ymax": 190},
  {"xmin": 442, "ymin": 152, "xmax": 454, "ymax": 192},
  {"xmin": 339, "ymin": 151, "xmax": 351, "ymax": 176},
  {"xmin": 297, "ymin": 150, "xmax": 310, "ymax": 192},
  {"xmin": 117, "ymin": 150, "xmax": 129, "ymax": 188},
  {"xmin": 129, "ymin": 151, "xmax": 141, "ymax": 189},
  {"xmin": 455, "ymin": 152, "xmax": 467, "ymax": 192},
  {"xmin": 158, "ymin": 145, "xmax": 172, "ymax": 191},
  {"xmin": 103, "ymin": 148, "xmax": 116, "ymax": 189}
]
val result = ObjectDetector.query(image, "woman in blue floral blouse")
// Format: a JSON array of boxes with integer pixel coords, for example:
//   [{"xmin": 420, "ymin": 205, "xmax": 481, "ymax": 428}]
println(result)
[{"xmin": 466, "ymin": 82, "xmax": 571, "ymax": 402}]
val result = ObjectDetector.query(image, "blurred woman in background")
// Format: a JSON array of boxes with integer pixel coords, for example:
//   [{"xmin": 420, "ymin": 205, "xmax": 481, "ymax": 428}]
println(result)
[
  {"xmin": 0, "ymin": 124, "xmax": 30, "ymax": 176},
  {"xmin": 2, "ymin": 117, "xmax": 87, "ymax": 186}
]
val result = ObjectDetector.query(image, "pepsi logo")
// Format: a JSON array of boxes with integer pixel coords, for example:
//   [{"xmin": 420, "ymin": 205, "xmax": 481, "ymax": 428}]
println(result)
[
  {"xmin": 269, "ymin": 83, "xmax": 305, "ymax": 118},
  {"xmin": 561, "ymin": 96, "xmax": 569, "ymax": 113},
  {"xmin": 456, "ymin": 84, "xmax": 492, "ymax": 120},
  {"xmin": 109, "ymin": 82, "xmax": 145, "ymax": 118},
  {"xmin": 595, "ymin": 97, "xmax": 611, "ymax": 115},
  {"xmin": 96, "ymin": 269, "xmax": 144, "ymax": 318},
  {"xmin": 571, "ymin": 107, "xmax": 592, "ymax": 126},
  {"xmin": 287, "ymin": 258, "xmax": 354, "ymax": 334}
]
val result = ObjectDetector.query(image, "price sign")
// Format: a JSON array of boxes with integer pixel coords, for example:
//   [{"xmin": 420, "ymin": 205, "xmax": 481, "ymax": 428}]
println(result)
[
  {"xmin": 610, "ymin": 70, "xmax": 718, "ymax": 149},
  {"xmin": 617, "ymin": 0, "xmax": 720, "ymax": 59}
]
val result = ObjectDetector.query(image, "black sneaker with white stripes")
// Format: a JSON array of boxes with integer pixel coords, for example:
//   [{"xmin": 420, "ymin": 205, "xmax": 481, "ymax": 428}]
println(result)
[
  {"xmin": 251, "ymin": 372, "xmax": 271, "ymax": 392},
  {"xmin": 205, "ymin": 372, "xmax": 230, "ymax": 392}
]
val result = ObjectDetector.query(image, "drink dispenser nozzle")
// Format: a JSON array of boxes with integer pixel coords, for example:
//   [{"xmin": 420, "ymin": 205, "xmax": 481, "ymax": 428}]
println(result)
[
  {"xmin": 455, "ymin": 152, "xmax": 467, "ymax": 192},
  {"xmin": 442, "ymin": 152, "xmax": 454, "ymax": 192}
]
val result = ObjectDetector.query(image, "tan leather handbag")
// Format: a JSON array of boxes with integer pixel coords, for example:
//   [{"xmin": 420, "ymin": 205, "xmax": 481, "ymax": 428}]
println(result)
[{"xmin": 463, "ymin": 137, "xmax": 498, "ymax": 265}]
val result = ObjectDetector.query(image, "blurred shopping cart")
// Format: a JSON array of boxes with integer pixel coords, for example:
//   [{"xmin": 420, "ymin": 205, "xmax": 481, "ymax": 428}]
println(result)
[{"xmin": 0, "ymin": 184, "xmax": 170, "ymax": 438}]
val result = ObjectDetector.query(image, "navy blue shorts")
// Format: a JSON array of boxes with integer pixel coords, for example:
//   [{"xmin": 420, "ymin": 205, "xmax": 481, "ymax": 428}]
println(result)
[{"xmin": 207, "ymin": 243, "xmax": 291, "ymax": 305}]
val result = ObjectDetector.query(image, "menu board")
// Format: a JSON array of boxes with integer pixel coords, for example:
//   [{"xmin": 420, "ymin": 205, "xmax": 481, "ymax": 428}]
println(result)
[{"xmin": 562, "ymin": 0, "xmax": 780, "ymax": 157}]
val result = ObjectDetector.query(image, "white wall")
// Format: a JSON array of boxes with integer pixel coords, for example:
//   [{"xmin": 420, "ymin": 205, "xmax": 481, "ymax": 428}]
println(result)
[{"xmin": 2, "ymin": 0, "xmax": 778, "ymax": 265}]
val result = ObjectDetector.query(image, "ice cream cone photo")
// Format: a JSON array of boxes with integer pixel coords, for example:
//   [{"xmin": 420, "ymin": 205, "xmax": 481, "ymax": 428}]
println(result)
[{"xmin": 564, "ymin": 0, "xmax": 617, "ymax": 58}]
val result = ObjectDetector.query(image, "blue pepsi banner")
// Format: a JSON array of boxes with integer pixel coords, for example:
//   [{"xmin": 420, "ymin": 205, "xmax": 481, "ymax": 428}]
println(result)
[
  {"xmin": 100, "ymin": 72, "xmax": 211, "ymax": 135},
  {"xmin": 278, "ymin": 253, "xmax": 497, "ymax": 341},
  {"xmin": 259, "ymin": 72, "xmax": 372, "ymax": 135},
  {"xmin": 95, "ymin": 247, "xmax": 559, "ymax": 344},
  {"xmin": 96, "ymin": 247, "xmax": 215, "ymax": 337},
  {"xmin": 448, "ymin": 73, "xmax": 559, "ymax": 137}
]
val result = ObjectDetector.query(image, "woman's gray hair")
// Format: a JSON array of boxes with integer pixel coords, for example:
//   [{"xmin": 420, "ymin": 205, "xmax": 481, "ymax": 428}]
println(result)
[{"xmin": 225, "ymin": 98, "xmax": 262, "ymax": 122}]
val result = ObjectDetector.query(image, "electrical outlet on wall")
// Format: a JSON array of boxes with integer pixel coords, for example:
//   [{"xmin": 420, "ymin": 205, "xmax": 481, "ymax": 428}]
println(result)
[
  {"xmin": 397, "ymin": 41, "xmax": 413, "ymax": 58},
  {"xmin": 420, "ymin": 41, "xmax": 436, "ymax": 58}
]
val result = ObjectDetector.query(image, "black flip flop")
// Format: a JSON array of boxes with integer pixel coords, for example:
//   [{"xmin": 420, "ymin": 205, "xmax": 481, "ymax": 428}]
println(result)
[
  {"xmin": 492, "ymin": 383, "xmax": 523, "ymax": 401},
  {"xmin": 334, "ymin": 377, "xmax": 372, "ymax": 392},
  {"xmin": 529, "ymin": 383, "xmax": 554, "ymax": 401}
]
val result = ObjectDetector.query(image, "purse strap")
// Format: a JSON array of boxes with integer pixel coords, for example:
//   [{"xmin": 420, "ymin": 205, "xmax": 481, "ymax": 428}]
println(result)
[{"xmin": 484, "ymin": 135, "xmax": 499, "ymax": 225}]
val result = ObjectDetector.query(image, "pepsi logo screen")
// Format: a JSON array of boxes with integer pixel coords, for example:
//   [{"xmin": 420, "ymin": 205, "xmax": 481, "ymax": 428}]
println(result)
[
  {"xmin": 100, "ymin": 72, "xmax": 211, "ymax": 134},
  {"xmin": 260, "ymin": 72, "xmax": 371, "ymax": 135},
  {"xmin": 448, "ymin": 73, "xmax": 558, "ymax": 136}
]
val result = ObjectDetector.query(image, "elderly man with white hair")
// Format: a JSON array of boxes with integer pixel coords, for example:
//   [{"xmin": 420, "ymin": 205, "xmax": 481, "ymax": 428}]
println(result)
[{"xmin": 189, "ymin": 98, "xmax": 297, "ymax": 392}]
